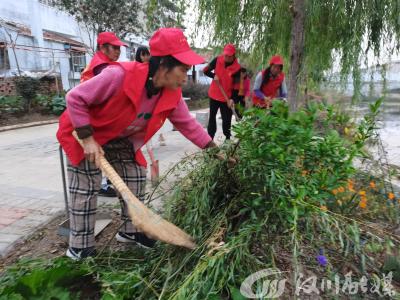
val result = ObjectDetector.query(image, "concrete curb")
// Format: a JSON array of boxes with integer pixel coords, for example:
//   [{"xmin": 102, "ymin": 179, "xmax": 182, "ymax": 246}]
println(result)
[
  {"xmin": 0, "ymin": 119, "xmax": 59, "ymax": 133},
  {"xmin": 0, "ymin": 105, "xmax": 208, "ymax": 133}
]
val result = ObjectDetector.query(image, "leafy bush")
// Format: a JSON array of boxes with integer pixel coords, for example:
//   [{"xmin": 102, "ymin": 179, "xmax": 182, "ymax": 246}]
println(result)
[
  {"xmin": 35, "ymin": 94, "xmax": 53, "ymax": 110},
  {"xmin": 51, "ymin": 96, "xmax": 66, "ymax": 115},
  {"xmin": 0, "ymin": 258, "xmax": 97, "ymax": 299},
  {"xmin": 14, "ymin": 77, "xmax": 40, "ymax": 112},
  {"xmin": 0, "ymin": 95, "xmax": 24, "ymax": 114},
  {"xmin": 182, "ymin": 81, "xmax": 209, "ymax": 101}
]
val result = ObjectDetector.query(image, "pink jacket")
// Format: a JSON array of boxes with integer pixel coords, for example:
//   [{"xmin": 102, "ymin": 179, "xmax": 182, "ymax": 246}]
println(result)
[{"xmin": 66, "ymin": 65, "xmax": 211, "ymax": 150}]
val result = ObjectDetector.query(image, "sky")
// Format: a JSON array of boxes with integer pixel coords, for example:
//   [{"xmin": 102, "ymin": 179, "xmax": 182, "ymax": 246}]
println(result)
[{"xmin": 182, "ymin": 1, "xmax": 210, "ymax": 49}]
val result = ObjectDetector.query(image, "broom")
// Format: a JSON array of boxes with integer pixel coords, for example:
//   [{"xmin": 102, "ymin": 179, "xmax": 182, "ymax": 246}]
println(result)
[
  {"xmin": 214, "ymin": 79, "xmax": 240, "ymax": 121},
  {"xmin": 72, "ymin": 131, "xmax": 196, "ymax": 249}
]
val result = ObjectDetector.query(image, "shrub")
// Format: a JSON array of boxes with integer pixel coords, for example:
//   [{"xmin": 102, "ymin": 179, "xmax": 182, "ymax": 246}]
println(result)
[
  {"xmin": 182, "ymin": 81, "xmax": 209, "ymax": 101},
  {"xmin": 51, "ymin": 96, "xmax": 66, "ymax": 115},
  {"xmin": 14, "ymin": 77, "xmax": 40, "ymax": 112},
  {"xmin": 0, "ymin": 95, "xmax": 24, "ymax": 114},
  {"xmin": 35, "ymin": 94, "xmax": 53, "ymax": 110}
]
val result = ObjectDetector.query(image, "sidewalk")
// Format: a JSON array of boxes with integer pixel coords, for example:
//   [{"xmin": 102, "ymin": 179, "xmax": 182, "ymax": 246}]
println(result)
[{"xmin": 0, "ymin": 108, "xmax": 225, "ymax": 257}]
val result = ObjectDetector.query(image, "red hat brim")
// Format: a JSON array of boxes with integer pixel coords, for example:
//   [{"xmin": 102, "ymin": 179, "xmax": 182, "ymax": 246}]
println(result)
[
  {"xmin": 172, "ymin": 49, "xmax": 205, "ymax": 65},
  {"xmin": 107, "ymin": 40, "xmax": 128, "ymax": 47}
]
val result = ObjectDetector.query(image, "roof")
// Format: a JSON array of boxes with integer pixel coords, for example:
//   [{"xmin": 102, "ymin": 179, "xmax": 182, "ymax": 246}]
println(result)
[
  {"xmin": 43, "ymin": 30, "xmax": 86, "ymax": 51},
  {"xmin": 1, "ymin": 21, "xmax": 32, "ymax": 36},
  {"xmin": 125, "ymin": 33, "xmax": 149, "ymax": 47}
]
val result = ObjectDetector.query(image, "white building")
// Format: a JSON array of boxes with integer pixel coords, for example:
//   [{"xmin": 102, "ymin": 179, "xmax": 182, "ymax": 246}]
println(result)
[
  {"xmin": 188, "ymin": 63, "xmax": 212, "ymax": 85},
  {"xmin": 0, "ymin": 0, "xmax": 148, "ymax": 91}
]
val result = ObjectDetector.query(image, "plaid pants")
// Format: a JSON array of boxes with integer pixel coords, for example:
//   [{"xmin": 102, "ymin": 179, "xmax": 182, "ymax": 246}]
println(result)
[{"xmin": 67, "ymin": 138, "xmax": 147, "ymax": 249}]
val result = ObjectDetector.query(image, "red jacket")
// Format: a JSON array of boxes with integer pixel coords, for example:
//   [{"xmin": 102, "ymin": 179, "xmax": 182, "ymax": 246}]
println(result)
[
  {"xmin": 252, "ymin": 70, "xmax": 285, "ymax": 107},
  {"xmin": 207, "ymin": 55, "xmax": 241, "ymax": 102},
  {"xmin": 57, "ymin": 62, "xmax": 181, "ymax": 167},
  {"xmin": 80, "ymin": 51, "xmax": 113, "ymax": 82}
]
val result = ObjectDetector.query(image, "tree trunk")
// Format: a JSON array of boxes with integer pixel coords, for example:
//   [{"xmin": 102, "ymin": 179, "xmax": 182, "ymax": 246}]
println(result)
[{"xmin": 288, "ymin": 0, "xmax": 306, "ymax": 111}]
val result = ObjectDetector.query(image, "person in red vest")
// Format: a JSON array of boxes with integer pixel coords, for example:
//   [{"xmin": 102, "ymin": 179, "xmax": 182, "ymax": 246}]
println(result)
[
  {"xmin": 203, "ymin": 44, "xmax": 241, "ymax": 140},
  {"xmin": 252, "ymin": 55, "xmax": 287, "ymax": 108},
  {"xmin": 57, "ymin": 28, "xmax": 216, "ymax": 260},
  {"xmin": 80, "ymin": 32, "xmax": 128, "ymax": 197},
  {"xmin": 80, "ymin": 32, "xmax": 127, "ymax": 82},
  {"xmin": 231, "ymin": 67, "xmax": 251, "ymax": 118}
]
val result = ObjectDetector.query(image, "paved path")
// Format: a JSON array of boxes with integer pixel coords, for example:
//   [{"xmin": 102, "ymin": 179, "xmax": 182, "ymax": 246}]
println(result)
[{"xmin": 0, "ymin": 108, "xmax": 225, "ymax": 257}]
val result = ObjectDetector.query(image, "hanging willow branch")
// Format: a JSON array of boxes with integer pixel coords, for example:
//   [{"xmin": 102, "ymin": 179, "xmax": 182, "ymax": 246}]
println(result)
[{"xmin": 196, "ymin": 0, "xmax": 400, "ymax": 100}]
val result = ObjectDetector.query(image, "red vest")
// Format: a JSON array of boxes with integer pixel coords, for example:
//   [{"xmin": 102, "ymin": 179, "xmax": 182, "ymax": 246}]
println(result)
[
  {"xmin": 80, "ymin": 51, "xmax": 112, "ymax": 82},
  {"xmin": 252, "ymin": 69, "xmax": 285, "ymax": 107},
  {"xmin": 57, "ymin": 62, "xmax": 181, "ymax": 167},
  {"xmin": 208, "ymin": 55, "xmax": 241, "ymax": 102}
]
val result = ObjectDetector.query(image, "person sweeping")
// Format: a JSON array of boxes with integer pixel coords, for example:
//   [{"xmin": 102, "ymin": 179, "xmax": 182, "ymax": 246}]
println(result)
[
  {"xmin": 57, "ymin": 28, "xmax": 216, "ymax": 260},
  {"xmin": 203, "ymin": 44, "xmax": 241, "ymax": 140},
  {"xmin": 252, "ymin": 55, "xmax": 287, "ymax": 108}
]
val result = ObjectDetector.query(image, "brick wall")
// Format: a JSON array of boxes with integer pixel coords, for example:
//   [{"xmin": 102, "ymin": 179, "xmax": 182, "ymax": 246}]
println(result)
[
  {"xmin": 0, "ymin": 77, "xmax": 15, "ymax": 96},
  {"xmin": 0, "ymin": 76, "xmax": 62, "ymax": 96}
]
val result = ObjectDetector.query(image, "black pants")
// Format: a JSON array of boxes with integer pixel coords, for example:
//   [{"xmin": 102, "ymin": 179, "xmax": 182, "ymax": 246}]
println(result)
[
  {"xmin": 207, "ymin": 98, "xmax": 232, "ymax": 139},
  {"xmin": 232, "ymin": 90, "xmax": 245, "ymax": 119}
]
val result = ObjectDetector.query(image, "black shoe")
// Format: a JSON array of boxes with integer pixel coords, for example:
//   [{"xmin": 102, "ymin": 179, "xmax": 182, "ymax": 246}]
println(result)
[
  {"xmin": 116, "ymin": 232, "xmax": 156, "ymax": 249},
  {"xmin": 99, "ymin": 186, "xmax": 117, "ymax": 197},
  {"xmin": 66, "ymin": 247, "xmax": 96, "ymax": 260}
]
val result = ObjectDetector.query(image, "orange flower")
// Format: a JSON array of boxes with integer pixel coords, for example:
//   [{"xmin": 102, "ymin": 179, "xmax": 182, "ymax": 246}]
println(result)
[
  {"xmin": 332, "ymin": 189, "xmax": 338, "ymax": 195},
  {"xmin": 388, "ymin": 192, "xmax": 395, "ymax": 200},
  {"xmin": 338, "ymin": 187, "xmax": 345, "ymax": 193},
  {"xmin": 359, "ymin": 200, "xmax": 367, "ymax": 209},
  {"xmin": 347, "ymin": 180, "xmax": 354, "ymax": 191},
  {"xmin": 369, "ymin": 181, "xmax": 376, "ymax": 189},
  {"xmin": 359, "ymin": 190, "xmax": 366, "ymax": 196},
  {"xmin": 360, "ymin": 195, "xmax": 367, "ymax": 202},
  {"xmin": 320, "ymin": 205, "xmax": 328, "ymax": 212}
]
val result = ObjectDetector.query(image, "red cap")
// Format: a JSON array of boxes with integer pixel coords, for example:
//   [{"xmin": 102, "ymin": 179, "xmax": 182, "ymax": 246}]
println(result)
[
  {"xmin": 149, "ymin": 28, "xmax": 205, "ymax": 65},
  {"xmin": 97, "ymin": 32, "xmax": 127, "ymax": 47},
  {"xmin": 269, "ymin": 55, "xmax": 284, "ymax": 66},
  {"xmin": 223, "ymin": 44, "xmax": 236, "ymax": 56}
]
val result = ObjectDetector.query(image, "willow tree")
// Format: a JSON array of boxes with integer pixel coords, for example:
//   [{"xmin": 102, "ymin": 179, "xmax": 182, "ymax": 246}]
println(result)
[{"xmin": 196, "ymin": 0, "xmax": 400, "ymax": 109}]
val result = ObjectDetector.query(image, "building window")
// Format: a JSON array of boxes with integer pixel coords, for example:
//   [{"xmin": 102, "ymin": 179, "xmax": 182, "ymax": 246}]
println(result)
[
  {"xmin": 0, "ymin": 43, "xmax": 10, "ymax": 70},
  {"xmin": 69, "ymin": 52, "xmax": 86, "ymax": 73}
]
